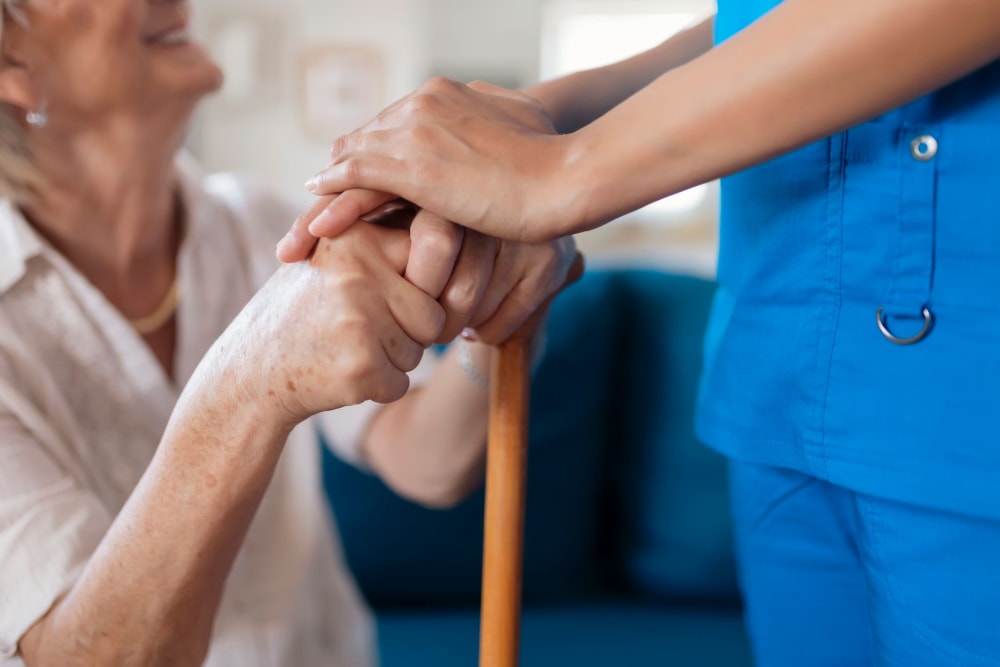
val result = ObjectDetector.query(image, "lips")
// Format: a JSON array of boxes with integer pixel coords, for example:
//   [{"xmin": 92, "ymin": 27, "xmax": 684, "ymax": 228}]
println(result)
[
  {"xmin": 146, "ymin": 26, "xmax": 191, "ymax": 46},
  {"xmin": 144, "ymin": 2, "xmax": 193, "ymax": 47}
]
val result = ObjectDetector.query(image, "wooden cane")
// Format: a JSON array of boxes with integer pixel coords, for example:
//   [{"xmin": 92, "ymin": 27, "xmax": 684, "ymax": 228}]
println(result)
[
  {"xmin": 479, "ymin": 330, "xmax": 532, "ymax": 667},
  {"xmin": 479, "ymin": 255, "xmax": 584, "ymax": 667}
]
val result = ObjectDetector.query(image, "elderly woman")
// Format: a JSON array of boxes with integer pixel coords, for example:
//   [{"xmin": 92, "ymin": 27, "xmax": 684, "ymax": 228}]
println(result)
[{"xmin": 0, "ymin": 1, "xmax": 575, "ymax": 666}]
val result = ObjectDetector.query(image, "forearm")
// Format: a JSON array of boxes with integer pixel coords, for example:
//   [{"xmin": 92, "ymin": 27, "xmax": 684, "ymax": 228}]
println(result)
[
  {"xmin": 524, "ymin": 15, "xmax": 714, "ymax": 134},
  {"xmin": 21, "ymin": 366, "xmax": 291, "ymax": 665},
  {"xmin": 562, "ymin": 0, "xmax": 1000, "ymax": 232},
  {"xmin": 364, "ymin": 342, "xmax": 494, "ymax": 509}
]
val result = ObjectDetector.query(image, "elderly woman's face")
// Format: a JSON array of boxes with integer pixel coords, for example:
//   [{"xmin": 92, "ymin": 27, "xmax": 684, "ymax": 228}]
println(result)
[{"xmin": 5, "ymin": 0, "xmax": 221, "ymax": 121}]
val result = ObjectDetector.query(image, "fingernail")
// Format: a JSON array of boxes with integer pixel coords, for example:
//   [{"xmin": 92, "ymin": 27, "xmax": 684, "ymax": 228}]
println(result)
[
  {"xmin": 305, "ymin": 175, "xmax": 321, "ymax": 193},
  {"xmin": 461, "ymin": 328, "xmax": 478, "ymax": 341}
]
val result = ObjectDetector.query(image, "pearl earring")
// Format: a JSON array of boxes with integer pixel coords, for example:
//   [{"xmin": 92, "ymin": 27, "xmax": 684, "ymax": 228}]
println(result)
[{"xmin": 26, "ymin": 100, "xmax": 48, "ymax": 128}]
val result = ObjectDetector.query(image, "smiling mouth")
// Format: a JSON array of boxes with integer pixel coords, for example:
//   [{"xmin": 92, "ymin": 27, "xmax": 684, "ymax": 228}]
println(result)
[
  {"xmin": 146, "ymin": 27, "xmax": 192, "ymax": 47},
  {"xmin": 146, "ymin": 28, "xmax": 191, "ymax": 46}
]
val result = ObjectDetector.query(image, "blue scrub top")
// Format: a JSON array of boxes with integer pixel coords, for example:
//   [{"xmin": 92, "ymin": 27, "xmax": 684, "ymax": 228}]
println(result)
[{"xmin": 696, "ymin": 1, "xmax": 1000, "ymax": 519}]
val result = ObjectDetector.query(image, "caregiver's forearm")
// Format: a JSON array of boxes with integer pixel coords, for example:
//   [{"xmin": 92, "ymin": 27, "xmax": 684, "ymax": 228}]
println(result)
[
  {"xmin": 523, "ymin": 15, "xmax": 714, "ymax": 134},
  {"xmin": 562, "ymin": 0, "xmax": 1000, "ymax": 232}
]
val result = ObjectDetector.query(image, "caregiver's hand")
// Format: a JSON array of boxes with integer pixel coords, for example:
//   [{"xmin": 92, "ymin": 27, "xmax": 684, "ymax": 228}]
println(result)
[{"xmin": 281, "ymin": 78, "xmax": 573, "ymax": 254}]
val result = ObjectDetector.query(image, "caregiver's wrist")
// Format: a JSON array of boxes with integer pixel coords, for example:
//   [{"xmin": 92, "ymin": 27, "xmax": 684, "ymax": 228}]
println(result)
[
  {"xmin": 544, "ymin": 131, "xmax": 610, "ymax": 237},
  {"xmin": 520, "ymin": 81, "xmax": 572, "ymax": 134},
  {"xmin": 521, "ymin": 70, "xmax": 601, "ymax": 135}
]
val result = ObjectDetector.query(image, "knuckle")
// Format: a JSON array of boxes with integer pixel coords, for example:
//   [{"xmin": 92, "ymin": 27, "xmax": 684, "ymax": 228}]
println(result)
[
  {"xmin": 398, "ymin": 341, "xmax": 424, "ymax": 373},
  {"xmin": 418, "ymin": 305, "xmax": 448, "ymax": 346},
  {"xmin": 329, "ymin": 134, "xmax": 347, "ymax": 158},
  {"xmin": 442, "ymin": 281, "xmax": 478, "ymax": 318},
  {"xmin": 413, "ymin": 221, "xmax": 462, "ymax": 259},
  {"xmin": 342, "ymin": 156, "xmax": 364, "ymax": 182},
  {"xmin": 339, "ymin": 346, "xmax": 381, "ymax": 402},
  {"xmin": 425, "ymin": 76, "xmax": 457, "ymax": 93},
  {"xmin": 399, "ymin": 303, "xmax": 447, "ymax": 349},
  {"xmin": 405, "ymin": 93, "xmax": 436, "ymax": 117},
  {"xmin": 373, "ymin": 373, "xmax": 409, "ymax": 404},
  {"xmin": 408, "ymin": 122, "xmax": 437, "ymax": 147}
]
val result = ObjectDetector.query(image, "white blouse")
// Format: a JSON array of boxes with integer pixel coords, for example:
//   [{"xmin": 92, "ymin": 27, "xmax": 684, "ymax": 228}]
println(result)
[{"xmin": 0, "ymin": 156, "xmax": 433, "ymax": 666}]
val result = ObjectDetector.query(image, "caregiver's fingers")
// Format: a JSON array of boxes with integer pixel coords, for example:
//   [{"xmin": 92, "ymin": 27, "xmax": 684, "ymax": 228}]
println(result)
[
  {"xmin": 309, "ymin": 189, "xmax": 403, "ymax": 238},
  {"xmin": 278, "ymin": 190, "xmax": 408, "ymax": 264},
  {"xmin": 307, "ymin": 130, "xmax": 416, "ymax": 199}
]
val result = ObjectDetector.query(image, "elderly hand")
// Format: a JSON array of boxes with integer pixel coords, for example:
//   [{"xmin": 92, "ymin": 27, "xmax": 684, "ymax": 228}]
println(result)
[
  {"xmin": 410, "ymin": 212, "xmax": 580, "ymax": 345},
  {"xmin": 201, "ymin": 221, "xmax": 445, "ymax": 430},
  {"xmin": 278, "ymin": 205, "xmax": 579, "ymax": 348}
]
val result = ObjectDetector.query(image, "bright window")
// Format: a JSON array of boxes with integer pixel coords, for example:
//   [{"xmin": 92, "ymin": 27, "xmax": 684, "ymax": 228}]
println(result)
[{"xmin": 541, "ymin": 0, "xmax": 716, "ymax": 219}]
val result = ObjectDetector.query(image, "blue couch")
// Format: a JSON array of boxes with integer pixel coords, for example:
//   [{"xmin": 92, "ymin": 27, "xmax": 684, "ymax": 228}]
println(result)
[{"xmin": 323, "ymin": 269, "xmax": 753, "ymax": 666}]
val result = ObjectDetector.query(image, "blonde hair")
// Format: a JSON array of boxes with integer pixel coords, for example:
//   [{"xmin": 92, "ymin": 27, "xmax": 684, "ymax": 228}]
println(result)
[{"xmin": 0, "ymin": 0, "xmax": 42, "ymax": 205}]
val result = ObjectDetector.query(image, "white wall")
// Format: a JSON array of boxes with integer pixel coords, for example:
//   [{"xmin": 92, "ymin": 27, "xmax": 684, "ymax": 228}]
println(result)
[
  {"xmin": 191, "ymin": 0, "xmax": 717, "ymax": 275},
  {"xmin": 193, "ymin": 0, "xmax": 547, "ymax": 198},
  {"xmin": 194, "ymin": 0, "xmax": 437, "ymax": 197},
  {"xmin": 427, "ymin": 0, "xmax": 542, "ymax": 88}
]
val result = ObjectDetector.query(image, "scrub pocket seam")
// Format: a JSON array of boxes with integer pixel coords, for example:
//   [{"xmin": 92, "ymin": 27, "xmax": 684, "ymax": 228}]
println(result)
[{"xmin": 862, "ymin": 495, "xmax": 998, "ymax": 666}]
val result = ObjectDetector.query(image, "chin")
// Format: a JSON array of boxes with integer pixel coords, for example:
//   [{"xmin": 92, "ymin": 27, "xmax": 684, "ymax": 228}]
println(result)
[
  {"xmin": 194, "ymin": 61, "xmax": 225, "ymax": 96},
  {"xmin": 159, "ymin": 73, "xmax": 223, "ymax": 121},
  {"xmin": 152, "ymin": 39, "xmax": 225, "ymax": 95}
]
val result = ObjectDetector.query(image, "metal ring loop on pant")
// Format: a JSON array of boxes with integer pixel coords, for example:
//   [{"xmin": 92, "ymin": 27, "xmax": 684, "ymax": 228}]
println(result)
[{"xmin": 876, "ymin": 306, "xmax": 934, "ymax": 345}]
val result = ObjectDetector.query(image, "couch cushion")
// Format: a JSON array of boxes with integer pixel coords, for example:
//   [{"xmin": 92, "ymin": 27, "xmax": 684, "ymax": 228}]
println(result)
[
  {"xmin": 376, "ymin": 600, "xmax": 752, "ymax": 667},
  {"xmin": 323, "ymin": 270, "xmax": 621, "ymax": 606},
  {"xmin": 609, "ymin": 271, "xmax": 739, "ymax": 600}
]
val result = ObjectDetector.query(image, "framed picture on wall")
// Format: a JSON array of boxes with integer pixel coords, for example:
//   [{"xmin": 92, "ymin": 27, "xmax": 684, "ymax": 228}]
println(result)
[
  {"xmin": 206, "ymin": 13, "xmax": 285, "ymax": 110},
  {"xmin": 298, "ymin": 45, "xmax": 386, "ymax": 143}
]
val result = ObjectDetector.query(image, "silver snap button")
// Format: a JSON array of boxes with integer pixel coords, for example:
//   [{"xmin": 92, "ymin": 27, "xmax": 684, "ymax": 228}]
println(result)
[{"xmin": 910, "ymin": 135, "xmax": 938, "ymax": 161}]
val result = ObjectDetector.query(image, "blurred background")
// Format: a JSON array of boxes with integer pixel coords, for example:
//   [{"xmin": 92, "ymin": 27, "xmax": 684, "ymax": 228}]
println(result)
[
  {"xmin": 192, "ymin": 2, "xmax": 752, "ymax": 664},
  {"xmin": 190, "ymin": 0, "xmax": 718, "ymax": 277}
]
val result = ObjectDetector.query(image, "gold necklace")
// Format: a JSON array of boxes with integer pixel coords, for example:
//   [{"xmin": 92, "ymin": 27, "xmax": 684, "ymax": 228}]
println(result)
[{"xmin": 128, "ymin": 278, "xmax": 180, "ymax": 335}]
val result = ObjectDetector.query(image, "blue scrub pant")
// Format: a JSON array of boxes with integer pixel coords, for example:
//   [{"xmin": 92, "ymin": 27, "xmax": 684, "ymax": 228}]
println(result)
[{"xmin": 729, "ymin": 461, "xmax": 1000, "ymax": 666}]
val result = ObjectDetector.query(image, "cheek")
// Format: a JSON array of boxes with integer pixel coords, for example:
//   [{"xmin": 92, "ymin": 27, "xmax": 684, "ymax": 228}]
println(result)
[
  {"xmin": 64, "ymin": 1, "xmax": 94, "ymax": 29},
  {"xmin": 41, "ymin": 3, "xmax": 145, "ymax": 105}
]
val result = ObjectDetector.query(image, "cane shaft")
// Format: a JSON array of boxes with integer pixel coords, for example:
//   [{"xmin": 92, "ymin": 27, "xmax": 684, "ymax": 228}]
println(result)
[{"xmin": 479, "ymin": 337, "xmax": 531, "ymax": 667}]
